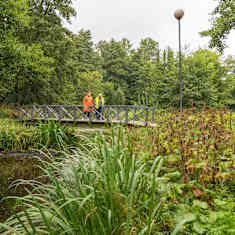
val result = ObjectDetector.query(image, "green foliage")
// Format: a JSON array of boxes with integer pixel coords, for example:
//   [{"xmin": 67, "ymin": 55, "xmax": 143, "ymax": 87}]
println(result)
[
  {"xmin": 0, "ymin": 120, "xmax": 77, "ymax": 152},
  {"xmin": 103, "ymin": 82, "xmax": 126, "ymax": 105},
  {"xmin": 0, "ymin": 129, "xmax": 167, "ymax": 234},
  {"xmin": 0, "ymin": 0, "xmax": 29, "ymax": 39},
  {"xmin": 0, "ymin": 0, "xmax": 55, "ymax": 105},
  {"xmin": 127, "ymin": 109, "xmax": 235, "ymax": 233},
  {"xmin": 1, "ymin": 0, "xmax": 235, "ymax": 108},
  {"xmin": 97, "ymin": 39, "xmax": 132, "ymax": 102},
  {"xmin": 183, "ymin": 49, "xmax": 232, "ymax": 107},
  {"xmin": 201, "ymin": 0, "xmax": 235, "ymax": 53},
  {"xmin": 64, "ymin": 71, "xmax": 104, "ymax": 104},
  {"xmin": 35, "ymin": 121, "xmax": 77, "ymax": 150},
  {"xmin": 1, "ymin": 43, "xmax": 54, "ymax": 104},
  {"xmin": 0, "ymin": 105, "xmax": 18, "ymax": 119},
  {"xmin": 73, "ymin": 30, "xmax": 103, "ymax": 73},
  {"xmin": 0, "ymin": 110, "xmax": 234, "ymax": 232}
]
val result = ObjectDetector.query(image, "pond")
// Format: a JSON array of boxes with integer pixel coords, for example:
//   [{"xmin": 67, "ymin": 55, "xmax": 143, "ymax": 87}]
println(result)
[
  {"xmin": 0, "ymin": 152, "xmax": 47, "ymax": 222},
  {"xmin": 0, "ymin": 120, "xmax": 112, "ymax": 222}
]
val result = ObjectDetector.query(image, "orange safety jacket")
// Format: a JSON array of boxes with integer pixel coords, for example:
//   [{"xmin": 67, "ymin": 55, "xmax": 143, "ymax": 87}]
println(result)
[{"xmin": 83, "ymin": 95, "xmax": 93, "ymax": 112}]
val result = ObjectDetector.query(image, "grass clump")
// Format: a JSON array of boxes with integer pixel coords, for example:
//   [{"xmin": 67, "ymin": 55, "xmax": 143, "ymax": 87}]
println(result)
[
  {"xmin": 0, "ymin": 105, "xmax": 18, "ymax": 119},
  {"xmin": 0, "ymin": 120, "xmax": 78, "ymax": 152},
  {"xmin": 34, "ymin": 121, "xmax": 78, "ymax": 151},
  {"xmin": 0, "ymin": 128, "xmax": 167, "ymax": 234}
]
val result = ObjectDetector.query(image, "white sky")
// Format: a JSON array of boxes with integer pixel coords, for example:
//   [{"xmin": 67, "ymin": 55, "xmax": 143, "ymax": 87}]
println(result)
[{"xmin": 66, "ymin": 0, "xmax": 235, "ymax": 56}]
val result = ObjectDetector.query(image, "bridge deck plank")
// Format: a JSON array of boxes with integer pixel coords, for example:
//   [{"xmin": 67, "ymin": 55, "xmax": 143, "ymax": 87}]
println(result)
[{"xmin": 18, "ymin": 118, "xmax": 157, "ymax": 127}]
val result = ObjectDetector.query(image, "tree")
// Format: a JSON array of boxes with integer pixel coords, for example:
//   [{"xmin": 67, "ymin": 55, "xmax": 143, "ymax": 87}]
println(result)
[
  {"xmin": 0, "ymin": 0, "xmax": 29, "ymax": 39},
  {"xmin": 135, "ymin": 38, "xmax": 159, "ymax": 63},
  {"xmin": 0, "ymin": 0, "xmax": 54, "ymax": 105},
  {"xmin": 72, "ymin": 30, "xmax": 103, "ymax": 73},
  {"xmin": 64, "ymin": 71, "xmax": 104, "ymax": 104},
  {"xmin": 103, "ymin": 82, "xmax": 126, "ymax": 105},
  {"xmin": 1, "ymin": 43, "xmax": 54, "ymax": 104},
  {"xmin": 201, "ymin": 0, "xmax": 235, "ymax": 53},
  {"xmin": 158, "ymin": 48, "xmax": 179, "ymax": 107},
  {"xmin": 1, "ymin": 0, "xmax": 233, "ymax": 108},
  {"xmin": 97, "ymin": 39, "xmax": 132, "ymax": 103},
  {"xmin": 16, "ymin": 0, "xmax": 77, "ymax": 103},
  {"xmin": 183, "ymin": 49, "xmax": 231, "ymax": 106},
  {"xmin": 128, "ymin": 38, "xmax": 161, "ymax": 105}
]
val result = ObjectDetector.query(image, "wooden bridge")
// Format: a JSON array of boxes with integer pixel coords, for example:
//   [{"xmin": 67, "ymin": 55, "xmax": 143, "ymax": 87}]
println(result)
[{"xmin": 18, "ymin": 105, "xmax": 157, "ymax": 126}]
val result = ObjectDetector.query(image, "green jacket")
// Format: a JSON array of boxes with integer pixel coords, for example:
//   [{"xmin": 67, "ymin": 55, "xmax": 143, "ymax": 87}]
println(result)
[{"xmin": 95, "ymin": 96, "xmax": 104, "ymax": 109}]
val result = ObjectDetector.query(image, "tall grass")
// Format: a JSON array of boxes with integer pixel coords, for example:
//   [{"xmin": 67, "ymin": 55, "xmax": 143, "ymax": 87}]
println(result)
[
  {"xmin": 0, "ymin": 105, "xmax": 18, "ymax": 119},
  {"xmin": 0, "ymin": 120, "xmax": 78, "ymax": 152},
  {"xmin": 1, "ymin": 109, "xmax": 234, "ymax": 234},
  {"xmin": 34, "ymin": 121, "xmax": 78, "ymax": 151},
  {"xmin": 0, "ymin": 127, "xmax": 166, "ymax": 234}
]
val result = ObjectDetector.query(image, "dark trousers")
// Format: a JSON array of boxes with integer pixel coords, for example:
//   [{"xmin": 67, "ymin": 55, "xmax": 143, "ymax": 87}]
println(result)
[
  {"xmin": 84, "ymin": 111, "xmax": 90, "ymax": 118},
  {"xmin": 96, "ymin": 107, "xmax": 102, "ymax": 120}
]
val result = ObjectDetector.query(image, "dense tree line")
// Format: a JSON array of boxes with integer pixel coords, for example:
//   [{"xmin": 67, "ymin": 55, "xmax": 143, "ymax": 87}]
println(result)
[{"xmin": 1, "ymin": 0, "xmax": 235, "ymax": 108}]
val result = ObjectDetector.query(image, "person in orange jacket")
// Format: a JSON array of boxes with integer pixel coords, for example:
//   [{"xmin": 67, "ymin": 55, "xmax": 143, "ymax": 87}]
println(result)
[{"xmin": 83, "ymin": 91, "xmax": 93, "ymax": 118}]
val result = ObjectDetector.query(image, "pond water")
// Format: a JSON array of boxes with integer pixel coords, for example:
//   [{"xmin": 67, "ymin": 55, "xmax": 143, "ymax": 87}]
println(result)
[
  {"xmin": 0, "ymin": 125, "xmax": 110, "ymax": 222},
  {"xmin": 0, "ymin": 153, "xmax": 46, "ymax": 222}
]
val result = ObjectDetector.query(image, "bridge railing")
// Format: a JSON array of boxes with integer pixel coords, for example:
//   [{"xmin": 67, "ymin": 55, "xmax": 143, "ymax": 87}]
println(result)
[{"xmin": 17, "ymin": 105, "xmax": 156, "ymax": 124}]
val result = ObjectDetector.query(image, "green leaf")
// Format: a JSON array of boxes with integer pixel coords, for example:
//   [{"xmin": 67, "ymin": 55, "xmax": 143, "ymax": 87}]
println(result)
[
  {"xmin": 193, "ymin": 222, "xmax": 205, "ymax": 234},
  {"xmin": 164, "ymin": 171, "xmax": 181, "ymax": 182},
  {"xmin": 208, "ymin": 211, "xmax": 226, "ymax": 223},
  {"xmin": 214, "ymin": 199, "xmax": 226, "ymax": 207},
  {"xmin": 193, "ymin": 200, "xmax": 208, "ymax": 209},
  {"xmin": 172, "ymin": 213, "xmax": 196, "ymax": 235}
]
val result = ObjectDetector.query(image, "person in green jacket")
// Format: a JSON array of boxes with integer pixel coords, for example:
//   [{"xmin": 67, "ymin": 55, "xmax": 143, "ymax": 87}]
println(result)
[{"xmin": 95, "ymin": 93, "xmax": 104, "ymax": 120}]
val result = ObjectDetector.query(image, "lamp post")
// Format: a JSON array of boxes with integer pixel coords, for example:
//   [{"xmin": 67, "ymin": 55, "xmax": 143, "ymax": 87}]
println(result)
[{"xmin": 174, "ymin": 9, "xmax": 184, "ymax": 113}]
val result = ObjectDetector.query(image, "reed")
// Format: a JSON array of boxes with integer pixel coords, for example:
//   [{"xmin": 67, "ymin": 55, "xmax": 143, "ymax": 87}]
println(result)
[{"xmin": 0, "ymin": 128, "xmax": 165, "ymax": 234}]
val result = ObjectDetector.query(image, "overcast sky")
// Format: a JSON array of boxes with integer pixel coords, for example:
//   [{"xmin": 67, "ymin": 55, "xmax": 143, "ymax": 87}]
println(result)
[{"xmin": 66, "ymin": 0, "xmax": 235, "ymax": 56}]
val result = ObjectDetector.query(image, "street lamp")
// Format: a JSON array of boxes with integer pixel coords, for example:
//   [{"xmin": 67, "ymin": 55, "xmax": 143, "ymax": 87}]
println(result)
[{"xmin": 174, "ymin": 9, "xmax": 184, "ymax": 112}]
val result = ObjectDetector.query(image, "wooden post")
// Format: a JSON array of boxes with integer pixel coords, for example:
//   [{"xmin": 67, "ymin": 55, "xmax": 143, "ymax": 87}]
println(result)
[
  {"xmin": 31, "ymin": 106, "xmax": 35, "ymax": 119},
  {"xmin": 125, "ymin": 106, "xmax": 129, "ymax": 123},
  {"xmin": 17, "ymin": 107, "xmax": 23, "ymax": 120},
  {"xmin": 145, "ymin": 107, "xmax": 149, "ymax": 123},
  {"xmin": 117, "ymin": 106, "xmax": 121, "ymax": 120},
  {"xmin": 152, "ymin": 108, "xmax": 155, "ymax": 122},
  {"xmin": 133, "ymin": 107, "xmax": 137, "ymax": 121}
]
